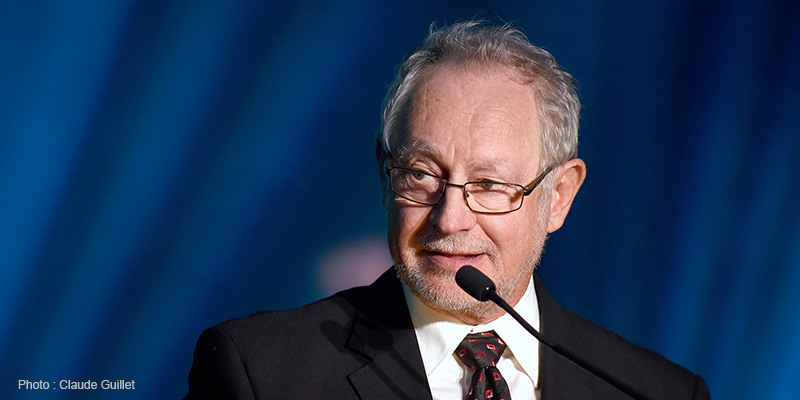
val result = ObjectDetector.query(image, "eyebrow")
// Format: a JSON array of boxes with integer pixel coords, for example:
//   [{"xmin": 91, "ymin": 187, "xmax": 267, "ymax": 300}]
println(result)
[
  {"xmin": 394, "ymin": 140, "xmax": 436, "ymax": 164},
  {"xmin": 395, "ymin": 141, "xmax": 523, "ymax": 180}
]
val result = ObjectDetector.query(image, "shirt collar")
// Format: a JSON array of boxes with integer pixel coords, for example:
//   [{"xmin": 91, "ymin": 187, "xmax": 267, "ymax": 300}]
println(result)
[{"xmin": 403, "ymin": 277, "xmax": 540, "ymax": 387}]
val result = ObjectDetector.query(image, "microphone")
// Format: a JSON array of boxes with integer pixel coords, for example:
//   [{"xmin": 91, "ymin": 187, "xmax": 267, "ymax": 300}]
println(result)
[
  {"xmin": 454, "ymin": 263, "xmax": 496, "ymax": 301},
  {"xmin": 455, "ymin": 265, "xmax": 651, "ymax": 400}
]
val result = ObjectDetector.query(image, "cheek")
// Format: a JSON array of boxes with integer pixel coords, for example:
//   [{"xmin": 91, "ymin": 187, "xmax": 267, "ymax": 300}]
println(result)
[
  {"xmin": 387, "ymin": 204, "xmax": 426, "ymax": 249},
  {"xmin": 480, "ymin": 207, "xmax": 520, "ymax": 233},
  {"xmin": 480, "ymin": 212, "xmax": 539, "ymax": 257}
]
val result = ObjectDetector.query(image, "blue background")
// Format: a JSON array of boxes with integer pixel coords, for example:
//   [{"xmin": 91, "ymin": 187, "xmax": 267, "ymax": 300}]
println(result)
[{"xmin": 2, "ymin": 0, "xmax": 799, "ymax": 399}]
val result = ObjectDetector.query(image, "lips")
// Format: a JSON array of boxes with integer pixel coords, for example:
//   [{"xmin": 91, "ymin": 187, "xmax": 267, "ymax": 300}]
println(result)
[{"xmin": 421, "ymin": 250, "xmax": 486, "ymax": 272}]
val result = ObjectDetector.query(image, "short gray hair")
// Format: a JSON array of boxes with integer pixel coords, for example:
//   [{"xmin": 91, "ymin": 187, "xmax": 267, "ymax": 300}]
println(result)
[{"xmin": 379, "ymin": 21, "xmax": 580, "ymax": 173}]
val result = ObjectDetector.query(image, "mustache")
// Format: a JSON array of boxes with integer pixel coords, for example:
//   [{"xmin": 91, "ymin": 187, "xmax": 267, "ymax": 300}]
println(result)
[{"xmin": 412, "ymin": 229, "xmax": 495, "ymax": 257}]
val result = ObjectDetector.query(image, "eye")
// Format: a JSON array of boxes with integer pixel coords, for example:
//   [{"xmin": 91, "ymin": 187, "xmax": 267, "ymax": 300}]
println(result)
[
  {"xmin": 393, "ymin": 168, "xmax": 439, "ymax": 188},
  {"xmin": 475, "ymin": 181, "xmax": 505, "ymax": 191},
  {"xmin": 409, "ymin": 170, "xmax": 434, "ymax": 182}
]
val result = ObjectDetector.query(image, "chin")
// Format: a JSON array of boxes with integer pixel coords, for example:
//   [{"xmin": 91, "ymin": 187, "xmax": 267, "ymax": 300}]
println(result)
[{"xmin": 396, "ymin": 262, "xmax": 498, "ymax": 320}]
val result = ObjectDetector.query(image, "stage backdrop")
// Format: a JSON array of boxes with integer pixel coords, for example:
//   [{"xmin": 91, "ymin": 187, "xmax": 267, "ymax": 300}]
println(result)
[{"xmin": 2, "ymin": 1, "xmax": 799, "ymax": 399}]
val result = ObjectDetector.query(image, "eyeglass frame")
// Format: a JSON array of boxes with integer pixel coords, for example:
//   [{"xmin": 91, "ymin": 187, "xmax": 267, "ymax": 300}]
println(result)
[{"xmin": 384, "ymin": 163, "xmax": 557, "ymax": 214}]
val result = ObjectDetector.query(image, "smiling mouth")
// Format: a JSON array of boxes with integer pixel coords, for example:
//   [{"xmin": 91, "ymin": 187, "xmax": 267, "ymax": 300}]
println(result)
[
  {"xmin": 431, "ymin": 252, "xmax": 479, "ymax": 258},
  {"xmin": 421, "ymin": 251, "xmax": 485, "ymax": 271}
]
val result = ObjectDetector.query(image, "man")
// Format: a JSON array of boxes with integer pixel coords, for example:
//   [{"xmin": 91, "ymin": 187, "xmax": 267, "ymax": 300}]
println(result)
[{"xmin": 185, "ymin": 21, "xmax": 710, "ymax": 399}]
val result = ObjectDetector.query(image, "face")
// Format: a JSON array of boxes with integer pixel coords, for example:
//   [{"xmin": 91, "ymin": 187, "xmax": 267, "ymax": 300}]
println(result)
[{"xmin": 386, "ymin": 65, "xmax": 550, "ymax": 324}]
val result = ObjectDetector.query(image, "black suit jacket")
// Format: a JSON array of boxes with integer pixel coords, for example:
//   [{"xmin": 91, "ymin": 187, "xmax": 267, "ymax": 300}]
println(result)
[{"xmin": 185, "ymin": 268, "xmax": 709, "ymax": 399}]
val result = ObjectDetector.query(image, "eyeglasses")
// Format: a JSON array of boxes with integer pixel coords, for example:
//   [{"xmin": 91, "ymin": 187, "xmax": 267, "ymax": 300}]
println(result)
[{"xmin": 385, "ymin": 164, "xmax": 556, "ymax": 214}]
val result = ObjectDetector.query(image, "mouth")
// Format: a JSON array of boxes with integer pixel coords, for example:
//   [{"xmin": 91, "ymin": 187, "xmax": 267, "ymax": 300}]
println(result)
[{"xmin": 420, "ymin": 250, "xmax": 486, "ymax": 272}]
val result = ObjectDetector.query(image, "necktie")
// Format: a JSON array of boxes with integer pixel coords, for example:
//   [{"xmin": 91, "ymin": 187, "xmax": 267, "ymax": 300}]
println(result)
[{"xmin": 455, "ymin": 330, "xmax": 511, "ymax": 400}]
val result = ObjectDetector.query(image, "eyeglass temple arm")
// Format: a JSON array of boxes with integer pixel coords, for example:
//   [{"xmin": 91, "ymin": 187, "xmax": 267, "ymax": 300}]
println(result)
[{"xmin": 522, "ymin": 164, "xmax": 557, "ymax": 195}]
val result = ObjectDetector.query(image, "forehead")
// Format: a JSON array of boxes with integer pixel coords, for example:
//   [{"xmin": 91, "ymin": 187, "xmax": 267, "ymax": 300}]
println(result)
[{"xmin": 398, "ymin": 65, "xmax": 541, "ymax": 174}]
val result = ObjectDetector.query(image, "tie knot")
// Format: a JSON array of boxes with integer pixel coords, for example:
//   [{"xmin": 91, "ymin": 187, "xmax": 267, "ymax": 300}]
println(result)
[{"xmin": 455, "ymin": 330, "xmax": 507, "ymax": 369}]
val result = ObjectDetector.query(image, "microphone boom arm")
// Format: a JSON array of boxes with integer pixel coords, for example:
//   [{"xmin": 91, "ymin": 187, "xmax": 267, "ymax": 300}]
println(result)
[
  {"xmin": 455, "ymin": 265, "xmax": 650, "ymax": 400},
  {"xmin": 486, "ymin": 290, "xmax": 650, "ymax": 400}
]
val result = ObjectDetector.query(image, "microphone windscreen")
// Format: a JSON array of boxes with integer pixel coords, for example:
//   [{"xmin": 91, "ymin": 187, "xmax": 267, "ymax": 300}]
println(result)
[{"xmin": 455, "ymin": 265, "xmax": 496, "ymax": 302}]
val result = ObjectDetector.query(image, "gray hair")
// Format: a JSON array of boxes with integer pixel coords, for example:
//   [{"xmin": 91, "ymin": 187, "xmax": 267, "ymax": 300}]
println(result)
[{"xmin": 379, "ymin": 21, "xmax": 580, "ymax": 176}]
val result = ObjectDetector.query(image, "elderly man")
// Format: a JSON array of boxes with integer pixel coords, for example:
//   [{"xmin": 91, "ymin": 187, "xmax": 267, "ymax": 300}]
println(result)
[{"xmin": 185, "ymin": 21, "xmax": 710, "ymax": 399}]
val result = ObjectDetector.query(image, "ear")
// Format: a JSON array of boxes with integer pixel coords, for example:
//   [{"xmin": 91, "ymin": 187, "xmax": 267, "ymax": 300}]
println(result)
[{"xmin": 547, "ymin": 158, "xmax": 586, "ymax": 233}]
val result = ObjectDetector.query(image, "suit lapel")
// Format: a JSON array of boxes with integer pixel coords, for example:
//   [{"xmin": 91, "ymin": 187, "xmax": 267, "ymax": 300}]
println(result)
[
  {"xmin": 344, "ymin": 268, "xmax": 433, "ymax": 400},
  {"xmin": 535, "ymin": 274, "xmax": 596, "ymax": 399}
]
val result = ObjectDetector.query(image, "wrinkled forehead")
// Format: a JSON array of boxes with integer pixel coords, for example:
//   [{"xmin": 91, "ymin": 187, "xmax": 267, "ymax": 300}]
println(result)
[{"xmin": 393, "ymin": 65, "xmax": 542, "ymax": 174}]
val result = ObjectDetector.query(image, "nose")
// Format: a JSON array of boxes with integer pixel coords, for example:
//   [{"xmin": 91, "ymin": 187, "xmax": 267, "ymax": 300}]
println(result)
[{"xmin": 428, "ymin": 185, "xmax": 477, "ymax": 234}]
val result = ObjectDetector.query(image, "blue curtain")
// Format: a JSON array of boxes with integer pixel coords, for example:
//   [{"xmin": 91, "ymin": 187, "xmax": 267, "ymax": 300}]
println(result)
[{"xmin": 1, "ymin": 1, "xmax": 798, "ymax": 399}]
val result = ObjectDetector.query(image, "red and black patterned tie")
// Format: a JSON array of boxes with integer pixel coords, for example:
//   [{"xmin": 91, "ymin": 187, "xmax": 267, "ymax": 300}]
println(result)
[{"xmin": 455, "ymin": 330, "xmax": 511, "ymax": 400}]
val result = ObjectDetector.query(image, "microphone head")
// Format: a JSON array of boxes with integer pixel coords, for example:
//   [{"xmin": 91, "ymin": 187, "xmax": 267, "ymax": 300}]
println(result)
[{"xmin": 455, "ymin": 265, "xmax": 496, "ymax": 302}]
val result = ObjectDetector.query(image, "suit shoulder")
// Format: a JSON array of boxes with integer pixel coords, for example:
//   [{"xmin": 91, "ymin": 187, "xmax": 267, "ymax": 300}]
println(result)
[
  {"xmin": 212, "ymin": 284, "xmax": 369, "ymax": 339},
  {"xmin": 186, "ymin": 285, "xmax": 378, "ymax": 400},
  {"xmin": 211, "ymin": 268, "xmax": 403, "ymax": 341},
  {"xmin": 535, "ymin": 275, "xmax": 709, "ymax": 399},
  {"xmin": 560, "ymin": 305, "xmax": 697, "ymax": 376}
]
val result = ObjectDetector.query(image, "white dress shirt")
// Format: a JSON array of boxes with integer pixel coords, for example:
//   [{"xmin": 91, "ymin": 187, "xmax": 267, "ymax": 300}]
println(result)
[{"xmin": 403, "ymin": 278, "xmax": 540, "ymax": 400}]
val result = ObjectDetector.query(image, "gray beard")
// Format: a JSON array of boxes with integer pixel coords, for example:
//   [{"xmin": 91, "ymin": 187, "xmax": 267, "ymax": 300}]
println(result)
[
  {"xmin": 395, "ymin": 241, "xmax": 544, "ymax": 321},
  {"xmin": 393, "ymin": 202, "xmax": 550, "ymax": 322}
]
